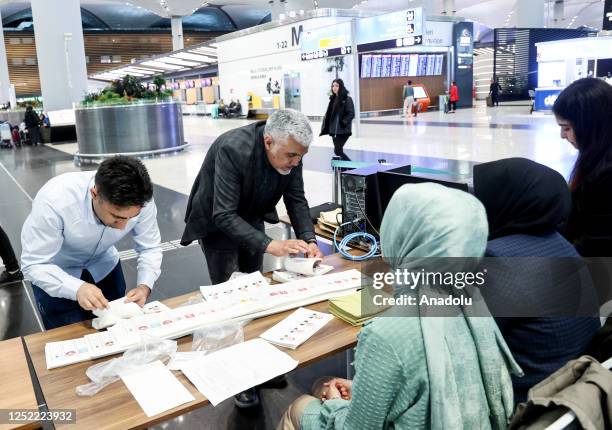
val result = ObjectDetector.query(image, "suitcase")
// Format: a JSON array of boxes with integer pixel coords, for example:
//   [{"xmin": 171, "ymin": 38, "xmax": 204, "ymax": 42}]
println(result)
[{"xmin": 486, "ymin": 95, "xmax": 494, "ymax": 107}]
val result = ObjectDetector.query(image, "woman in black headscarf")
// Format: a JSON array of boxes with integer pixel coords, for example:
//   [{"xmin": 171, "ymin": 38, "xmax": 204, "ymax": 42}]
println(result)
[
  {"xmin": 473, "ymin": 157, "xmax": 600, "ymax": 404},
  {"xmin": 320, "ymin": 79, "xmax": 355, "ymax": 162}
]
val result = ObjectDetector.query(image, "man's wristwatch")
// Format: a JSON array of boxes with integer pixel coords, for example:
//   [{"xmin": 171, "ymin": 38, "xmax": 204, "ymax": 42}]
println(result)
[{"xmin": 306, "ymin": 239, "xmax": 317, "ymax": 244}]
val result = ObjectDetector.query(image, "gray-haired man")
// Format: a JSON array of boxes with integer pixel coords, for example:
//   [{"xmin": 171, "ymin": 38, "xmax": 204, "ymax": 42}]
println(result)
[{"xmin": 181, "ymin": 109, "xmax": 322, "ymax": 284}]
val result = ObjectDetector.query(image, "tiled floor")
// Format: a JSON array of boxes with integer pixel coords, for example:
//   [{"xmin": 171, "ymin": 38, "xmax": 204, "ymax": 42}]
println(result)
[{"xmin": 0, "ymin": 102, "xmax": 577, "ymax": 429}]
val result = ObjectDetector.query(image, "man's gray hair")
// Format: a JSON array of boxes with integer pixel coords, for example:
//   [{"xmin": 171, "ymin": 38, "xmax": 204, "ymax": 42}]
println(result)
[{"xmin": 264, "ymin": 109, "xmax": 313, "ymax": 147}]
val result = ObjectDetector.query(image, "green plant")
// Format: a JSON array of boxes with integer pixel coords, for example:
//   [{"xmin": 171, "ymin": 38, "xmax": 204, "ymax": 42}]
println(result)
[
  {"xmin": 81, "ymin": 74, "xmax": 174, "ymax": 106},
  {"xmin": 153, "ymin": 75, "xmax": 166, "ymax": 93}
]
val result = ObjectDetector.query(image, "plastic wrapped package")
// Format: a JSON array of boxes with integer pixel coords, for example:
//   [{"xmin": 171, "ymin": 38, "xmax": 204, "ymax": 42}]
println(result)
[
  {"xmin": 75, "ymin": 336, "xmax": 177, "ymax": 397},
  {"xmin": 192, "ymin": 321, "xmax": 245, "ymax": 355}
]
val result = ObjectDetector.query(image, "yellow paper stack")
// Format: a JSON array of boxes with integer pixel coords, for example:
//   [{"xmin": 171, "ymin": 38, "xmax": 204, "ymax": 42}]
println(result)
[
  {"xmin": 317, "ymin": 208, "xmax": 342, "ymax": 235},
  {"xmin": 328, "ymin": 289, "xmax": 391, "ymax": 326}
]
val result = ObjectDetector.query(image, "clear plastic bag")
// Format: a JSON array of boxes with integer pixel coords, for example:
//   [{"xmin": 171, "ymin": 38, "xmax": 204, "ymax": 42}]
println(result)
[
  {"xmin": 75, "ymin": 336, "xmax": 177, "ymax": 397},
  {"xmin": 191, "ymin": 321, "xmax": 244, "ymax": 355}
]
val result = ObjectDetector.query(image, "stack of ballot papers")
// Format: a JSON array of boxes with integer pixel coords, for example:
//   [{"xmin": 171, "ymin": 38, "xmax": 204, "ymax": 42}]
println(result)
[
  {"xmin": 317, "ymin": 208, "xmax": 341, "ymax": 235},
  {"xmin": 272, "ymin": 257, "xmax": 334, "ymax": 283},
  {"xmin": 259, "ymin": 307, "xmax": 334, "ymax": 349},
  {"xmin": 328, "ymin": 289, "xmax": 392, "ymax": 326},
  {"xmin": 181, "ymin": 339, "xmax": 298, "ymax": 406},
  {"xmin": 44, "ymin": 270, "xmax": 363, "ymax": 370}
]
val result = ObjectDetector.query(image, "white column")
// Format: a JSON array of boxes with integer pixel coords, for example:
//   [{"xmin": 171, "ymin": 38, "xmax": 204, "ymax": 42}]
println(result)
[
  {"xmin": 31, "ymin": 0, "xmax": 88, "ymax": 111},
  {"xmin": 516, "ymin": 0, "xmax": 544, "ymax": 28},
  {"xmin": 553, "ymin": 0, "xmax": 565, "ymax": 27},
  {"xmin": 282, "ymin": 0, "xmax": 314, "ymax": 18},
  {"xmin": 443, "ymin": 0, "xmax": 455, "ymax": 16},
  {"xmin": 171, "ymin": 16, "xmax": 184, "ymax": 51},
  {"xmin": 0, "ymin": 10, "xmax": 12, "ymax": 105},
  {"xmin": 269, "ymin": 1, "xmax": 284, "ymax": 20},
  {"xmin": 350, "ymin": 19, "xmax": 360, "ymax": 137}
]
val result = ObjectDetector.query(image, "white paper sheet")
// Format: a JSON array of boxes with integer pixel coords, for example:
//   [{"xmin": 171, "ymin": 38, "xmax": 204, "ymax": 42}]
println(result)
[
  {"xmin": 260, "ymin": 307, "xmax": 334, "ymax": 349},
  {"xmin": 120, "ymin": 360, "xmax": 195, "ymax": 417},
  {"xmin": 181, "ymin": 339, "xmax": 298, "ymax": 406},
  {"xmin": 166, "ymin": 351, "xmax": 209, "ymax": 371}
]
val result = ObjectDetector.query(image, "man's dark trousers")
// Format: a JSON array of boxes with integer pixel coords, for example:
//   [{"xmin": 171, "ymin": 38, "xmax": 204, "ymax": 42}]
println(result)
[{"xmin": 32, "ymin": 262, "xmax": 126, "ymax": 330}]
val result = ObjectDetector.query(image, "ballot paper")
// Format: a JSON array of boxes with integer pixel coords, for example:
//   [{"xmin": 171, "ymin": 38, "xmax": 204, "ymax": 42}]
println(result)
[
  {"xmin": 120, "ymin": 360, "xmax": 195, "ymax": 417},
  {"xmin": 201, "ymin": 269, "xmax": 362, "ymax": 312},
  {"xmin": 143, "ymin": 301, "xmax": 171, "ymax": 314},
  {"xmin": 272, "ymin": 267, "xmax": 334, "ymax": 283},
  {"xmin": 166, "ymin": 351, "xmax": 209, "ymax": 371},
  {"xmin": 45, "ymin": 338, "xmax": 92, "ymax": 370},
  {"xmin": 283, "ymin": 257, "xmax": 334, "ymax": 277},
  {"xmin": 181, "ymin": 339, "xmax": 298, "ymax": 406},
  {"xmin": 259, "ymin": 307, "xmax": 334, "ymax": 349},
  {"xmin": 84, "ymin": 331, "xmax": 127, "ymax": 358},
  {"xmin": 92, "ymin": 297, "xmax": 144, "ymax": 330},
  {"xmin": 199, "ymin": 271, "xmax": 269, "ymax": 303},
  {"xmin": 44, "ymin": 270, "xmax": 363, "ymax": 370}
]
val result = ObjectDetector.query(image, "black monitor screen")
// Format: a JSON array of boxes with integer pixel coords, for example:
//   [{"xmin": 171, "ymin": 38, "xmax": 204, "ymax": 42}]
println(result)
[{"xmin": 377, "ymin": 169, "xmax": 469, "ymax": 220}]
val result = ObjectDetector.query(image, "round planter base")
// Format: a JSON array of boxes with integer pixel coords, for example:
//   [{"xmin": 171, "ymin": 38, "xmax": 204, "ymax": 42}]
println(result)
[{"xmin": 74, "ymin": 142, "xmax": 190, "ymax": 166}]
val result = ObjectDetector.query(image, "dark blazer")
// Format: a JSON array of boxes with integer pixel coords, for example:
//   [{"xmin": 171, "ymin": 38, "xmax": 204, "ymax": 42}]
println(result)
[
  {"xmin": 181, "ymin": 121, "xmax": 316, "ymax": 253},
  {"xmin": 320, "ymin": 94, "xmax": 355, "ymax": 136},
  {"xmin": 565, "ymin": 167, "xmax": 612, "ymax": 257}
]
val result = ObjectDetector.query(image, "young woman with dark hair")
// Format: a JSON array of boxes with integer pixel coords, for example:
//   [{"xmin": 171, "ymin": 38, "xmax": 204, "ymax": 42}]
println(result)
[
  {"xmin": 320, "ymin": 78, "xmax": 355, "ymax": 161},
  {"xmin": 553, "ymin": 78, "xmax": 612, "ymax": 256}
]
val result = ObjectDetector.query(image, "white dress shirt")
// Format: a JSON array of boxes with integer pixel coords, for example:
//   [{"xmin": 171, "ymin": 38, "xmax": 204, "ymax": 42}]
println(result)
[{"xmin": 21, "ymin": 171, "xmax": 162, "ymax": 301}]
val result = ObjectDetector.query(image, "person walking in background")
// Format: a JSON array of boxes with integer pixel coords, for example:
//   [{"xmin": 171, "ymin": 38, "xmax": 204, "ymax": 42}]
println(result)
[
  {"xmin": 402, "ymin": 80, "xmax": 416, "ymax": 118},
  {"xmin": 320, "ymin": 79, "xmax": 355, "ymax": 161},
  {"xmin": 24, "ymin": 106, "xmax": 41, "ymax": 146},
  {"xmin": 489, "ymin": 78, "xmax": 502, "ymax": 107},
  {"xmin": 449, "ymin": 81, "xmax": 459, "ymax": 113},
  {"xmin": 0, "ymin": 224, "xmax": 23, "ymax": 285}
]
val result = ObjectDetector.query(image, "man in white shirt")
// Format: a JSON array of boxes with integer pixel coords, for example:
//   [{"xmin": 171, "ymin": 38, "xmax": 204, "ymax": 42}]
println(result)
[{"xmin": 21, "ymin": 156, "xmax": 162, "ymax": 329}]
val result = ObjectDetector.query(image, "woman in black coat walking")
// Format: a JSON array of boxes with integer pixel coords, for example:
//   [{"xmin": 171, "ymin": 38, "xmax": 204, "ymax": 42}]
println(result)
[{"xmin": 320, "ymin": 79, "xmax": 355, "ymax": 161}]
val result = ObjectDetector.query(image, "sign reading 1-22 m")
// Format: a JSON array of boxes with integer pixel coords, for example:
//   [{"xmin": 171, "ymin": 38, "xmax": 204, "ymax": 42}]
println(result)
[{"xmin": 356, "ymin": 8, "xmax": 424, "ymax": 52}]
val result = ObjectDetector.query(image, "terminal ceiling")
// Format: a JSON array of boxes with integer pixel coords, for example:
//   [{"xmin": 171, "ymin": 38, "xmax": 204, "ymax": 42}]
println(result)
[{"xmin": 0, "ymin": 0, "xmax": 605, "ymax": 31}]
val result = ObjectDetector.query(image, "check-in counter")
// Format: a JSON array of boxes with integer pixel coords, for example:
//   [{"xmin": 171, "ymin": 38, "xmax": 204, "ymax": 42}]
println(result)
[
  {"xmin": 534, "ymin": 87, "xmax": 563, "ymax": 112},
  {"xmin": 74, "ymin": 101, "xmax": 187, "ymax": 164}
]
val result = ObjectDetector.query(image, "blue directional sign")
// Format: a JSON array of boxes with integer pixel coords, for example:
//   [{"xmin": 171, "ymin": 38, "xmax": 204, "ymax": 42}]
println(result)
[{"xmin": 356, "ymin": 8, "xmax": 424, "ymax": 52}]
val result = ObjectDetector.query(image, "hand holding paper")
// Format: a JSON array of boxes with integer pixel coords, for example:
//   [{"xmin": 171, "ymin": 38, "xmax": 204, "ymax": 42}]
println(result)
[
  {"xmin": 283, "ymin": 257, "xmax": 333, "ymax": 276},
  {"xmin": 92, "ymin": 297, "xmax": 144, "ymax": 330}
]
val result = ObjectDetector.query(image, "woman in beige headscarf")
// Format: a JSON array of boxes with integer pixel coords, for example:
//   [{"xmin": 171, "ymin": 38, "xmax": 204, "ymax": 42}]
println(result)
[{"xmin": 278, "ymin": 182, "xmax": 521, "ymax": 430}]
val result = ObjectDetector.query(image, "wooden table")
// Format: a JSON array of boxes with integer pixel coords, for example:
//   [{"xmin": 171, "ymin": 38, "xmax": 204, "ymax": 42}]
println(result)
[
  {"xmin": 0, "ymin": 338, "xmax": 40, "ymax": 430},
  {"xmin": 24, "ymin": 254, "xmax": 363, "ymax": 430}
]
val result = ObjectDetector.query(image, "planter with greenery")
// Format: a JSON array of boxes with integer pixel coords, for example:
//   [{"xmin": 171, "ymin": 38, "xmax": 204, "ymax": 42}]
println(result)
[{"xmin": 81, "ymin": 75, "xmax": 174, "ymax": 107}]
